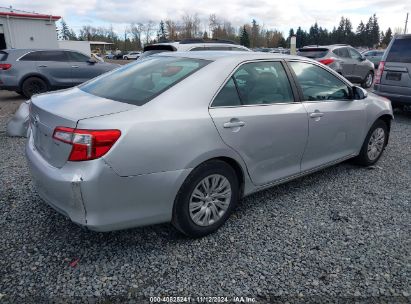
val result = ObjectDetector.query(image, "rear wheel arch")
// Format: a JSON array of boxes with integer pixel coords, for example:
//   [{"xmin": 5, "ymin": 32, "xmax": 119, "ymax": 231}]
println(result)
[
  {"xmin": 19, "ymin": 74, "xmax": 50, "ymax": 91},
  {"xmin": 376, "ymin": 114, "xmax": 393, "ymax": 145}
]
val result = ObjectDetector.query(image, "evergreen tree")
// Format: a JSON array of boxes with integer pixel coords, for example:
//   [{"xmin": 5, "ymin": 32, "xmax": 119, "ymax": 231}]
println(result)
[
  {"xmin": 381, "ymin": 27, "xmax": 392, "ymax": 46},
  {"xmin": 251, "ymin": 19, "xmax": 259, "ymax": 48},
  {"xmin": 356, "ymin": 21, "xmax": 366, "ymax": 46},
  {"xmin": 203, "ymin": 31, "xmax": 209, "ymax": 40},
  {"xmin": 240, "ymin": 26, "xmax": 250, "ymax": 47},
  {"xmin": 371, "ymin": 14, "xmax": 380, "ymax": 47},
  {"xmin": 60, "ymin": 19, "xmax": 71, "ymax": 40},
  {"xmin": 158, "ymin": 20, "xmax": 167, "ymax": 42}
]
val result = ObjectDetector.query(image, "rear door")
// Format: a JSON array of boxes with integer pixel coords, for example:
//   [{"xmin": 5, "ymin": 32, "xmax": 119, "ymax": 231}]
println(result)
[
  {"xmin": 287, "ymin": 61, "xmax": 366, "ymax": 171},
  {"xmin": 333, "ymin": 47, "xmax": 355, "ymax": 78},
  {"xmin": 34, "ymin": 51, "xmax": 72, "ymax": 87},
  {"xmin": 67, "ymin": 51, "xmax": 104, "ymax": 84},
  {"xmin": 209, "ymin": 60, "xmax": 308, "ymax": 186},
  {"xmin": 381, "ymin": 36, "xmax": 411, "ymax": 96}
]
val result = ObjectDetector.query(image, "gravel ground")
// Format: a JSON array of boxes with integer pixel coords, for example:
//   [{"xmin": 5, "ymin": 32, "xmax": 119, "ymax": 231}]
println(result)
[{"xmin": 0, "ymin": 91, "xmax": 410, "ymax": 303}]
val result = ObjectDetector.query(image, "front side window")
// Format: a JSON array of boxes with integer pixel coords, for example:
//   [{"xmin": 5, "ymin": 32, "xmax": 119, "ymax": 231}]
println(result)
[
  {"xmin": 289, "ymin": 61, "xmax": 351, "ymax": 101},
  {"xmin": 68, "ymin": 51, "xmax": 90, "ymax": 62},
  {"xmin": 20, "ymin": 51, "xmax": 44, "ymax": 61},
  {"xmin": 80, "ymin": 57, "xmax": 210, "ymax": 106},
  {"xmin": 333, "ymin": 48, "xmax": 350, "ymax": 58},
  {"xmin": 348, "ymin": 48, "xmax": 362, "ymax": 60},
  {"xmin": 40, "ymin": 51, "xmax": 68, "ymax": 62}
]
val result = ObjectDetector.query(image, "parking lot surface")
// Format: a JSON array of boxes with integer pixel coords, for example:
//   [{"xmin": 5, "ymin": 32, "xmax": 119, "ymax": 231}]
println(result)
[{"xmin": 0, "ymin": 90, "xmax": 410, "ymax": 302}]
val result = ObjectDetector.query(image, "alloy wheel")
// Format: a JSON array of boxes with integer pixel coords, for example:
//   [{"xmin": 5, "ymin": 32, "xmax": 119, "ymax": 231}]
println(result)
[{"xmin": 367, "ymin": 127, "xmax": 385, "ymax": 161}]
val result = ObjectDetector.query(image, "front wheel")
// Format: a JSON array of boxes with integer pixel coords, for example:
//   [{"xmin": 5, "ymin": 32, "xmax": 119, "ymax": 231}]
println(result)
[
  {"xmin": 354, "ymin": 120, "xmax": 388, "ymax": 166},
  {"xmin": 172, "ymin": 160, "xmax": 239, "ymax": 238},
  {"xmin": 362, "ymin": 71, "xmax": 374, "ymax": 88}
]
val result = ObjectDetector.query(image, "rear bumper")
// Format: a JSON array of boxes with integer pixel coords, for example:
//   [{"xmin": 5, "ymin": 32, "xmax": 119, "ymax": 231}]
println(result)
[
  {"xmin": 26, "ymin": 134, "xmax": 192, "ymax": 231},
  {"xmin": 0, "ymin": 74, "xmax": 19, "ymax": 90},
  {"xmin": 373, "ymin": 85, "xmax": 411, "ymax": 105}
]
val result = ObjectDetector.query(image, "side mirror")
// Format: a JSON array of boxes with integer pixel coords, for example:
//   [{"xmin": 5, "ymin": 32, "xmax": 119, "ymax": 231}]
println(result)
[
  {"xmin": 87, "ymin": 58, "xmax": 97, "ymax": 64},
  {"xmin": 353, "ymin": 86, "xmax": 368, "ymax": 99},
  {"xmin": 360, "ymin": 55, "xmax": 366, "ymax": 61}
]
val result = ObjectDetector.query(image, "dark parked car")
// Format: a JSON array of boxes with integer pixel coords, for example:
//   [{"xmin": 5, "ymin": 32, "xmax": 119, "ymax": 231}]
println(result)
[
  {"xmin": 0, "ymin": 49, "xmax": 120, "ymax": 97},
  {"xmin": 373, "ymin": 34, "xmax": 411, "ymax": 109},
  {"xmin": 298, "ymin": 44, "xmax": 375, "ymax": 88},
  {"xmin": 362, "ymin": 49, "xmax": 385, "ymax": 68}
]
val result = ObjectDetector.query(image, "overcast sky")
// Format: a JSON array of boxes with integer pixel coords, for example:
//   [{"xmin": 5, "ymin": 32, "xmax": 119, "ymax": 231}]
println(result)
[{"xmin": 2, "ymin": 0, "xmax": 410, "ymax": 35}]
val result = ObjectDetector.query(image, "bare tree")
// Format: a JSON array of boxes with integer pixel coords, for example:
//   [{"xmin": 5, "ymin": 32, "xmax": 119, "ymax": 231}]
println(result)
[
  {"xmin": 144, "ymin": 21, "xmax": 155, "ymax": 45},
  {"xmin": 130, "ymin": 22, "xmax": 144, "ymax": 49}
]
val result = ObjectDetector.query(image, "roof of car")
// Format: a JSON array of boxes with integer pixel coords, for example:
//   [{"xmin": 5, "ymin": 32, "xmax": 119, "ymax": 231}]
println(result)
[{"xmin": 154, "ymin": 51, "xmax": 303, "ymax": 62}]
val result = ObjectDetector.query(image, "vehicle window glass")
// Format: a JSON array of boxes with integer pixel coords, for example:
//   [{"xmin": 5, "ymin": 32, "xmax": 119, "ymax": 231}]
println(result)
[
  {"xmin": 212, "ymin": 78, "xmax": 241, "ymax": 107},
  {"xmin": 37, "ymin": 51, "xmax": 67, "ymax": 62},
  {"xmin": 335, "ymin": 48, "xmax": 350, "ymax": 58},
  {"xmin": 19, "ymin": 51, "xmax": 44, "ymax": 61},
  {"xmin": 298, "ymin": 48, "xmax": 329, "ymax": 58},
  {"xmin": 68, "ymin": 51, "xmax": 90, "ymax": 62},
  {"xmin": 230, "ymin": 47, "xmax": 247, "ymax": 51},
  {"xmin": 232, "ymin": 61, "xmax": 294, "ymax": 105},
  {"xmin": 190, "ymin": 47, "xmax": 207, "ymax": 51},
  {"xmin": 348, "ymin": 48, "xmax": 362, "ymax": 60},
  {"xmin": 289, "ymin": 61, "xmax": 351, "ymax": 101},
  {"xmin": 80, "ymin": 57, "xmax": 210, "ymax": 106},
  {"xmin": 386, "ymin": 38, "xmax": 411, "ymax": 63},
  {"xmin": 138, "ymin": 50, "xmax": 172, "ymax": 60},
  {"xmin": 207, "ymin": 46, "xmax": 232, "ymax": 51}
]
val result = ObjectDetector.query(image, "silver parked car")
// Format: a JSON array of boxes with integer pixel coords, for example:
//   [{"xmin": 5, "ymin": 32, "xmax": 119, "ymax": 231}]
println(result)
[
  {"xmin": 0, "ymin": 49, "xmax": 119, "ymax": 98},
  {"xmin": 26, "ymin": 52, "xmax": 393, "ymax": 237},
  {"xmin": 298, "ymin": 45, "xmax": 375, "ymax": 88}
]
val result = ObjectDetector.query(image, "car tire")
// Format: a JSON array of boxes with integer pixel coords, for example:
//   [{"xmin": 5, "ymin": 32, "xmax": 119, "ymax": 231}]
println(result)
[
  {"xmin": 354, "ymin": 120, "xmax": 388, "ymax": 166},
  {"xmin": 362, "ymin": 71, "xmax": 374, "ymax": 88},
  {"xmin": 124, "ymin": 57, "xmax": 128, "ymax": 60},
  {"xmin": 172, "ymin": 160, "xmax": 239, "ymax": 238},
  {"xmin": 21, "ymin": 77, "xmax": 48, "ymax": 98}
]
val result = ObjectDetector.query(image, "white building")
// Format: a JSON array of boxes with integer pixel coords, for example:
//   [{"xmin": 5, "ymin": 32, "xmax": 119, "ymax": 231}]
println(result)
[{"xmin": 0, "ymin": 7, "xmax": 60, "ymax": 50}]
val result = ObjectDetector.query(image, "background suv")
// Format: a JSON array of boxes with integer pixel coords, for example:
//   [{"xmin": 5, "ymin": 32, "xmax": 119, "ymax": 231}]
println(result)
[
  {"xmin": 138, "ymin": 39, "xmax": 251, "ymax": 60},
  {"xmin": 0, "ymin": 49, "xmax": 119, "ymax": 97},
  {"xmin": 298, "ymin": 44, "xmax": 375, "ymax": 88},
  {"xmin": 373, "ymin": 34, "xmax": 411, "ymax": 109}
]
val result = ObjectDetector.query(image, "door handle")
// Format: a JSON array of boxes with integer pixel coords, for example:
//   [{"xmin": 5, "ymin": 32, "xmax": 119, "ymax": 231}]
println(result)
[
  {"xmin": 223, "ymin": 121, "xmax": 245, "ymax": 128},
  {"xmin": 71, "ymin": 65, "xmax": 79, "ymax": 68},
  {"xmin": 310, "ymin": 111, "xmax": 324, "ymax": 118}
]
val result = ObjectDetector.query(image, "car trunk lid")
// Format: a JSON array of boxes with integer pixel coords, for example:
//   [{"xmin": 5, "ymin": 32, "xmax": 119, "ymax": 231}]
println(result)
[{"xmin": 30, "ymin": 87, "xmax": 135, "ymax": 168}]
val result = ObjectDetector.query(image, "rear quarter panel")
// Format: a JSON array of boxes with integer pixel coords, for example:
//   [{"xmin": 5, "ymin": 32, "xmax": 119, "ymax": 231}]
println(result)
[{"xmin": 76, "ymin": 58, "xmax": 250, "ymax": 180}]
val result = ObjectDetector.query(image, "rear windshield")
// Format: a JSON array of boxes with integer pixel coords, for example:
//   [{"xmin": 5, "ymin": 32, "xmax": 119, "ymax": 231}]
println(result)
[
  {"xmin": 80, "ymin": 57, "xmax": 210, "ymax": 106},
  {"xmin": 298, "ymin": 48, "xmax": 329, "ymax": 58},
  {"xmin": 386, "ymin": 38, "xmax": 411, "ymax": 63},
  {"xmin": 0, "ymin": 51, "xmax": 7, "ymax": 61}
]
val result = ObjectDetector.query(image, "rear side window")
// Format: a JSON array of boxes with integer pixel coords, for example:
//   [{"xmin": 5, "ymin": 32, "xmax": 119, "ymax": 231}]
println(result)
[
  {"xmin": 80, "ymin": 57, "xmax": 210, "ymax": 106},
  {"xmin": 386, "ymin": 38, "xmax": 411, "ymax": 63},
  {"xmin": 298, "ymin": 48, "xmax": 329, "ymax": 58},
  {"xmin": 0, "ymin": 51, "xmax": 7, "ymax": 61},
  {"xmin": 348, "ymin": 48, "xmax": 362, "ymax": 60},
  {"xmin": 20, "ymin": 51, "xmax": 68, "ymax": 62},
  {"xmin": 333, "ymin": 48, "xmax": 350, "ymax": 58},
  {"xmin": 20, "ymin": 51, "xmax": 43, "ymax": 61},
  {"xmin": 212, "ymin": 61, "xmax": 294, "ymax": 106}
]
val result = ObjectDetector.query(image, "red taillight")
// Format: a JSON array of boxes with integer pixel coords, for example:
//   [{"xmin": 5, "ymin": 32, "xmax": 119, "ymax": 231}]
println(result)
[
  {"xmin": 318, "ymin": 58, "xmax": 335, "ymax": 65},
  {"xmin": 0, "ymin": 64, "xmax": 12, "ymax": 70},
  {"xmin": 53, "ymin": 127, "xmax": 121, "ymax": 161},
  {"xmin": 374, "ymin": 61, "xmax": 385, "ymax": 84}
]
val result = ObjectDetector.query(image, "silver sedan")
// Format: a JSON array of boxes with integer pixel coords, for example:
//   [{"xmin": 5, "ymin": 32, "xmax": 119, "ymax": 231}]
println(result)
[{"xmin": 26, "ymin": 52, "xmax": 393, "ymax": 237}]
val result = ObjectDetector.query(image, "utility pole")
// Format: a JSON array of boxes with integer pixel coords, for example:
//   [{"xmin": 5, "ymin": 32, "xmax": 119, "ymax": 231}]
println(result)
[{"xmin": 405, "ymin": 13, "xmax": 409, "ymax": 34}]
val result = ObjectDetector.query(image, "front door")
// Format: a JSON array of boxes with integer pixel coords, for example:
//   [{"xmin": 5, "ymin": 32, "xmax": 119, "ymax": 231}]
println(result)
[
  {"xmin": 35, "ymin": 51, "xmax": 72, "ymax": 87},
  {"xmin": 67, "ymin": 51, "xmax": 103, "ymax": 84},
  {"xmin": 209, "ymin": 61, "xmax": 308, "ymax": 186},
  {"xmin": 288, "ymin": 61, "xmax": 366, "ymax": 171}
]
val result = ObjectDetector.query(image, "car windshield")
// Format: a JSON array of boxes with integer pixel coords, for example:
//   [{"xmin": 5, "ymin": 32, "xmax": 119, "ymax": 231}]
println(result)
[
  {"xmin": 80, "ymin": 56, "xmax": 210, "ymax": 106},
  {"xmin": 298, "ymin": 48, "xmax": 329, "ymax": 58},
  {"xmin": 386, "ymin": 38, "xmax": 411, "ymax": 63}
]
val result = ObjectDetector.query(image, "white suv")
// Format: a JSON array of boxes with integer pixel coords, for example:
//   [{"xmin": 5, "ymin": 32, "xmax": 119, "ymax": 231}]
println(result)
[
  {"xmin": 123, "ymin": 51, "xmax": 141, "ymax": 60},
  {"xmin": 139, "ymin": 39, "xmax": 251, "ymax": 60}
]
